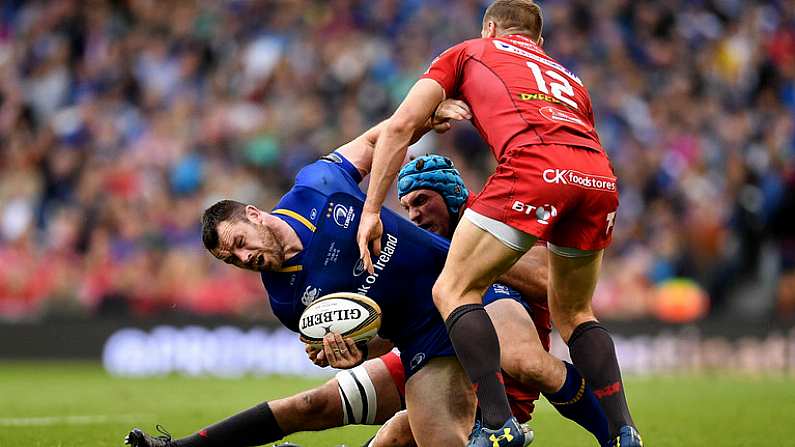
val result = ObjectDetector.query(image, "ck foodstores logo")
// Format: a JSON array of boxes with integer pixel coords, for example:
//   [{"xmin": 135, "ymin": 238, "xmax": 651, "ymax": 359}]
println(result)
[
  {"xmin": 511, "ymin": 201, "xmax": 558, "ymax": 225},
  {"xmin": 542, "ymin": 169, "xmax": 616, "ymax": 192}
]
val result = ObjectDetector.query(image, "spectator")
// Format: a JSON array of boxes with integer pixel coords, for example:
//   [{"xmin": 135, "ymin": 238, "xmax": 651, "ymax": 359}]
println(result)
[{"xmin": 0, "ymin": 0, "xmax": 792, "ymax": 322}]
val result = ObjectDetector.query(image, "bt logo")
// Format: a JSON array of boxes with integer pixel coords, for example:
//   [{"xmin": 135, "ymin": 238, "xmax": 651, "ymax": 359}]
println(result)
[{"xmin": 511, "ymin": 201, "xmax": 558, "ymax": 225}]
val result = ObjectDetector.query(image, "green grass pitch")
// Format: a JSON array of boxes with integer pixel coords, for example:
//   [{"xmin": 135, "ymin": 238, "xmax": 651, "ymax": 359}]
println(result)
[{"xmin": 1, "ymin": 362, "xmax": 793, "ymax": 446}]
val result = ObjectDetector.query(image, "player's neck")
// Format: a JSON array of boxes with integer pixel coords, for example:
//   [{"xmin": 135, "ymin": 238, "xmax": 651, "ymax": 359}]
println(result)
[
  {"xmin": 496, "ymin": 32, "xmax": 540, "ymax": 47},
  {"xmin": 270, "ymin": 217, "xmax": 303, "ymax": 259}
]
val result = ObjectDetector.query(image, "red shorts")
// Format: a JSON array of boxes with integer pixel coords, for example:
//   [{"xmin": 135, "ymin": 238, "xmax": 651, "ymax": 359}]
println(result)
[
  {"xmin": 528, "ymin": 301, "xmax": 552, "ymax": 352},
  {"xmin": 503, "ymin": 372, "xmax": 538, "ymax": 423},
  {"xmin": 380, "ymin": 352, "xmax": 541, "ymax": 422},
  {"xmin": 469, "ymin": 144, "xmax": 619, "ymax": 251}
]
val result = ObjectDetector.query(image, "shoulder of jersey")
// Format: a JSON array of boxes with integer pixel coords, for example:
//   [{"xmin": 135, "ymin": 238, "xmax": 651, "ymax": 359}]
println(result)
[
  {"xmin": 445, "ymin": 37, "xmax": 485, "ymax": 54},
  {"xmin": 294, "ymin": 159, "xmax": 340, "ymax": 190}
]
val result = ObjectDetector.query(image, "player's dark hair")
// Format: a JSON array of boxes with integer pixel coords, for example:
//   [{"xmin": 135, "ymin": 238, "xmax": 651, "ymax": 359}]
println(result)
[
  {"xmin": 484, "ymin": 0, "xmax": 543, "ymax": 41},
  {"xmin": 201, "ymin": 200, "xmax": 247, "ymax": 251}
]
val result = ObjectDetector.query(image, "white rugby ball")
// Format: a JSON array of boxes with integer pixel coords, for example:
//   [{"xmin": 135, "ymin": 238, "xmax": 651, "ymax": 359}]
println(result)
[{"xmin": 299, "ymin": 292, "xmax": 382, "ymax": 348}]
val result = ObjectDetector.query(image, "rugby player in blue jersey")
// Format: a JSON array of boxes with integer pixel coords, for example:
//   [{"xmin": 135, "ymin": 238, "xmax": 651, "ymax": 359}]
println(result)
[{"xmin": 126, "ymin": 104, "xmax": 608, "ymax": 446}]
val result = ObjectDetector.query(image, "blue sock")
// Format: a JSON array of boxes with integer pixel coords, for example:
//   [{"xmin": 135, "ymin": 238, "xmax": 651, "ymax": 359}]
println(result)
[{"xmin": 544, "ymin": 362, "xmax": 611, "ymax": 446}]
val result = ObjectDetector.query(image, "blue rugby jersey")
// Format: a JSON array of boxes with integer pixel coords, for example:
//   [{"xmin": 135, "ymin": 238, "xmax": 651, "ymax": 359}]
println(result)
[{"xmin": 261, "ymin": 152, "xmax": 526, "ymax": 374}]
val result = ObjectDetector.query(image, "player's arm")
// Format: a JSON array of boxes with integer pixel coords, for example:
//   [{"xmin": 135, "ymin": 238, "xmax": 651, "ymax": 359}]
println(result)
[
  {"xmin": 356, "ymin": 79, "xmax": 447, "ymax": 271},
  {"xmin": 337, "ymin": 99, "xmax": 471, "ymax": 179},
  {"xmin": 496, "ymin": 246, "xmax": 548, "ymax": 306},
  {"xmin": 336, "ymin": 121, "xmax": 421, "ymax": 180}
]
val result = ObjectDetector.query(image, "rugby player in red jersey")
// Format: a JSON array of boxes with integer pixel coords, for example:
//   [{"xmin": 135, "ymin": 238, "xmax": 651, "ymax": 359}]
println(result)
[{"xmin": 356, "ymin": 1, "xmax": 642, "ymax": 446}]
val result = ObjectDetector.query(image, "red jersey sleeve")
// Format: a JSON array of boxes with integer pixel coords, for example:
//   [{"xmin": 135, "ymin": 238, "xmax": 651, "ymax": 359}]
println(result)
[{"xmin": 420, "ymin": 41, "xmax": 473, "ymax": 98}]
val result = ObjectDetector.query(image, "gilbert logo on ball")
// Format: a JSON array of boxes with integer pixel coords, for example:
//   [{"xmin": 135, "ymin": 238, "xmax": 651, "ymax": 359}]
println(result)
[{"xmin": 299, "ymin": 292, "xmax": 382, "ymax": 348}]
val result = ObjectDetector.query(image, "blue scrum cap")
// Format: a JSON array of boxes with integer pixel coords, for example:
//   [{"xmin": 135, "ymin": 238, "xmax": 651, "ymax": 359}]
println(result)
[{"xmin": 397, "ymin": 154, "xmax": 469, "ymax": 216}]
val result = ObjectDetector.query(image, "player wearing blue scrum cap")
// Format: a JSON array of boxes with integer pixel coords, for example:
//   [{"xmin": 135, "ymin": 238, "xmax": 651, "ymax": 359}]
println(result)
[{"xmin": 396, "ymin": 155, "xmax": 469, "ymax": 237}]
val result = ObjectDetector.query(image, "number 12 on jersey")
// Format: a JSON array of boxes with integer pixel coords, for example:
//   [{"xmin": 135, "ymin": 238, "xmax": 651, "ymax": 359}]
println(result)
[{"xmin": 526, "ymin": 61, "xmax": 578, "ymax": 109}]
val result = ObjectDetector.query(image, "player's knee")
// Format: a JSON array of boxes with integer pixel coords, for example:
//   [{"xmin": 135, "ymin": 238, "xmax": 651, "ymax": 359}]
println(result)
[
  {"xmin": 505, "ymin": 351, "xmax": 548, "ymax": 387},
  {"xmin": 431, "ymin": 279, "xmax": 454, "ymax": 311},
  {"xmin": 373, "ymin": 413, "xmax": 415, "ymax": 447},
  {"xmin": 433, "ymin": 271, "xmax": 491, "ymax": 316},
  {"xmin": 293, "ymin": 384, "xmax": 339, "ymax": 423}
]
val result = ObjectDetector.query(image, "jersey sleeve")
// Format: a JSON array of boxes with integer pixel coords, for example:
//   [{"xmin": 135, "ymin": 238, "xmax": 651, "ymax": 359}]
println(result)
[
  {"xmin": 319, "ymin": 151, "xmax": 363, "ymax": 184},
  {"xmin": 294, "ymin": 151, "xmax": 363, "ymax": 188},
  {"xmin": 420, "ymin": 41, "xmax": 472, "ymax": 98},
  {"xmin": 292, "ymin": 152, "xmax": 365, "ymax": 199}
]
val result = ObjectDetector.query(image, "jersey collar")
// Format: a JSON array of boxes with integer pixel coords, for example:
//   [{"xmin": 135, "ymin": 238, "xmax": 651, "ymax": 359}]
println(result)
[{"xmin": 502, "ymin": 34, "xmax": 543, "ymax": 52}]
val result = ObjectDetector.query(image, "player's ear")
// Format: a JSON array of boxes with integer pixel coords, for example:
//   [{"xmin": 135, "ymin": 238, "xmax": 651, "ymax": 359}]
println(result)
[
  {"xmin": 538, "ymin": 36, "xmax": 544, "ymax": 47},
  {"xmin": 245, "ymin": 205, "xmax": 261, "ymax": 223},
  {"xmin": 482, "ymin": 20, "xmax": 497, "ymax": 38}
]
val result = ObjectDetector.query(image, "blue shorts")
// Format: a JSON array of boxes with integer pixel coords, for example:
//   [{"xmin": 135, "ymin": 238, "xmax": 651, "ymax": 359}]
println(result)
[{"xmin": 400, "ymin": 283, "xmax": 530, "ymax": 378}]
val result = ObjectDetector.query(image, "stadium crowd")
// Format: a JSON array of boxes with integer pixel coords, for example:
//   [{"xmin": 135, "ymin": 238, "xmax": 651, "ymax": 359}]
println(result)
[{"xmin": 0, "ymin": 0, "xmax": 793, "ymax": 322}]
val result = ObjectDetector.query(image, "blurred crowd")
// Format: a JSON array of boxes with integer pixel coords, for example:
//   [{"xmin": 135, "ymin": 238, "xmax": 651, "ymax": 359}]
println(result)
[{"xmin": 0, "ymin": 0, "xmax": 793, "ymax": 322}]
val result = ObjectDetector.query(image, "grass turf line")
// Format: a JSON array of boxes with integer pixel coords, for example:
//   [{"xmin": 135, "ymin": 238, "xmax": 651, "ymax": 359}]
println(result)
[{"xmin": 1, "ymin": 361, "xmax": 793, "ymax": 446}]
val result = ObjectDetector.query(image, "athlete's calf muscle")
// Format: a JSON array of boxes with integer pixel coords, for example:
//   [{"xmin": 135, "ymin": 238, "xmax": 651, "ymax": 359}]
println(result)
[
  {"xmin": 270, "ymin": 380, "xmax": 342, "ymax": 433},
  {"xmin": 547, "ymin": 250, "xmax": 603, "ymax": 341},
  {"xmin": 486, "ymin": 299, "xmax": 564, "ymax": 394}
]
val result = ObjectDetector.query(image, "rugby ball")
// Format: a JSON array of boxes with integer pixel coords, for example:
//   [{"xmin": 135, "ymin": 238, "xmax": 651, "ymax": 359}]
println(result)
[{"xmin": 299, "ymin": 292, "xmax": 382, "ymax": 348}]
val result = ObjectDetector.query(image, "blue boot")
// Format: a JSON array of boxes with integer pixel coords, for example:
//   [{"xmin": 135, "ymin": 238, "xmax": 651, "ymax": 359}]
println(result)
[
  {"xmin": 467, "ymin": 417, "xmax": 533, "ymax": 447},
  {"xmin": 607, "ymin": 426, "xmax": 643, "ymax": 447}
]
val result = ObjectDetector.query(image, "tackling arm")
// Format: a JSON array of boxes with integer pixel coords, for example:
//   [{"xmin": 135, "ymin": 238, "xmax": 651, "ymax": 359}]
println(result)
[
  {"xmin": 362, "ymin": 79, "xmax": 446, "ymax": 215},
  {"xmin": 336, "ymin": 121, "xmax": 422, "ymax": 180},
  {"xmin": 356, "ymin": 79, "xmax": 447, "ymax": 272},
  {"xmin": 337, "ymin": 96, "xmax": 470, "ymax": 179}
]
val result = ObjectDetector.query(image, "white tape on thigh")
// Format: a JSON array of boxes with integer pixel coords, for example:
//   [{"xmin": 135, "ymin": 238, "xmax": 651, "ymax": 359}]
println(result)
[
  {"xmin": 463, "ymin": 208, "xmax": 535, "ymax": 252},
  {"xmin": 336, "ymin": 365, "xmax": 378, "ymax": 425},
  {"xmin": 352, "ymin": 365, "xmax": 378, "ymax": 424}
]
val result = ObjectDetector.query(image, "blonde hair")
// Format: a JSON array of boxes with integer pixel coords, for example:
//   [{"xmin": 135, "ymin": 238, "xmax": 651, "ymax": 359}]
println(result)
[{"xmin": 483, "ymin": 0, "xmax": 543, "ymax": 41}]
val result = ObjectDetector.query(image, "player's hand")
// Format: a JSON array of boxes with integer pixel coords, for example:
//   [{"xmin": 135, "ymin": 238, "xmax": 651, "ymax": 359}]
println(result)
[
  {"xmin": 432, "ymin": 99, "xmax": 472, "ymax": 133},
  {"xmin": 306, "ymin": 343, "xmax": 329, "ymax": 368},
  {"xmin": 356, "ymin": 210, "xmax": 383, "ymax": 274},
  {"xmin": 323, "ymin": 333, "xmax": 363, "ymax": 369}
]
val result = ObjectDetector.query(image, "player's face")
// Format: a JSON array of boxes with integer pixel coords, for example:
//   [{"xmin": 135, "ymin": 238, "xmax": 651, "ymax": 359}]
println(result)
[
  {"xmin": 211, "ymin": 217, "xmax": 285, "ymax": 272},
  {"xmin": 400, "ymin": 189, "xmax": 451, "ymax": 238}
]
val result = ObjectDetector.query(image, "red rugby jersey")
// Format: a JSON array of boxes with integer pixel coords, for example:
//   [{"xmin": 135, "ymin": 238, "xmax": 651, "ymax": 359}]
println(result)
[{"xmin": 421, "ymin": 35, "xmax": 602, "ymax": 160}]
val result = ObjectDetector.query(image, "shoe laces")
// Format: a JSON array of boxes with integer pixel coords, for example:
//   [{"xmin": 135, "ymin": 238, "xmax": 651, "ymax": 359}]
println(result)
[
  {"xmin": 468, "ymin": 415, "xmax": 483, "ymax": 440},
  {"xmin": 155, "ymin": 425, "xmax": 173, "ymax": 441}
]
